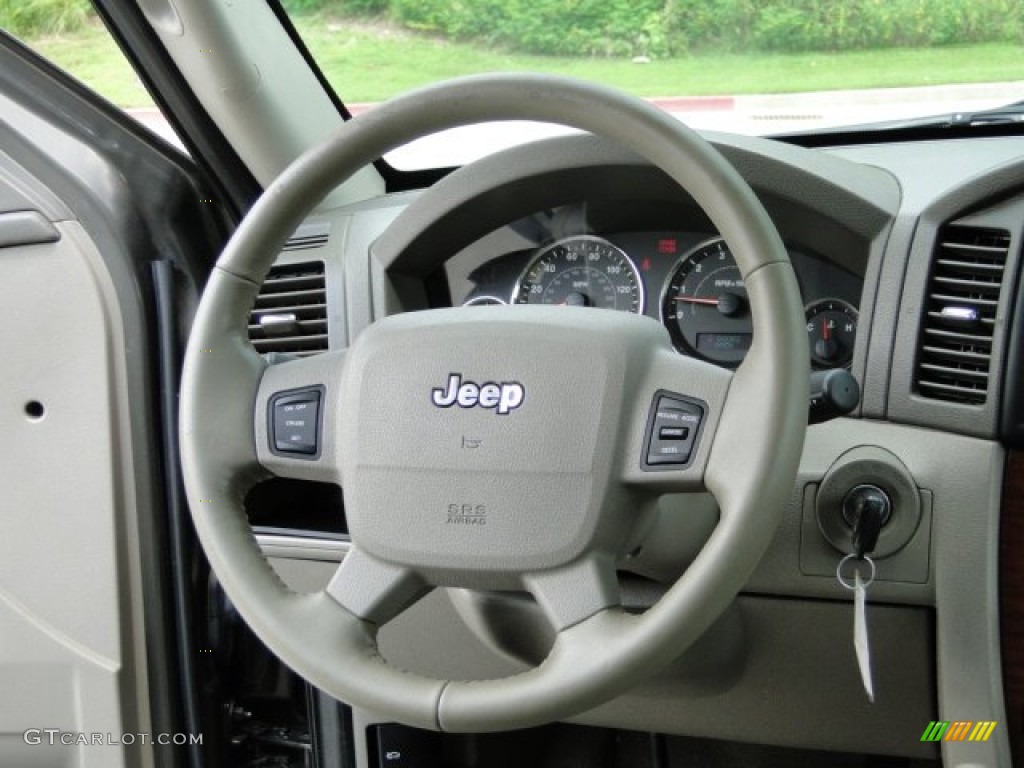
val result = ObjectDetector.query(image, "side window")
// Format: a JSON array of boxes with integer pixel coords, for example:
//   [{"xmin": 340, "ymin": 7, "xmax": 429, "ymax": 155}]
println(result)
[{"xmin": 1, "ymin": 3, "xmax": 182, "ymax": 149}]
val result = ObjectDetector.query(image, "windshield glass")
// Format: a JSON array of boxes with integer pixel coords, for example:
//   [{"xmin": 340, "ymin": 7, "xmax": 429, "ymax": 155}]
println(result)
[
  {"xmin": 15, "ymin": 2, "xmax": 1020, "ymax": 168},
  {"xmin": 282, "ymin": 0, "xmax": 1024, "ymax": 168}
]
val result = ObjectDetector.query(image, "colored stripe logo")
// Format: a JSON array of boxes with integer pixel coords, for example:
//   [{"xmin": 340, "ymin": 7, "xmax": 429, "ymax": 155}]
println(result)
[{"xmin": 921, "ymin": 721, "xmax": 997, "ymax": 742}]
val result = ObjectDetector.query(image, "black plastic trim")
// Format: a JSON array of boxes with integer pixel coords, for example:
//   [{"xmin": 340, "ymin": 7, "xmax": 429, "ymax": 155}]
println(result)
[
  {"xmin": 152, "ymin": 261, "xmax": 207, "ymax": 768},
  {"xmin": 311, "ymin": 689, "xmax": 357, "ymax": 768},
  {"xmin": 1001, "ymin": 248, "xmax": 1024, "ymax": 447},
  {"xmin": 776, "ymin": 121, "xmax": 1024, "ymax": 150}
]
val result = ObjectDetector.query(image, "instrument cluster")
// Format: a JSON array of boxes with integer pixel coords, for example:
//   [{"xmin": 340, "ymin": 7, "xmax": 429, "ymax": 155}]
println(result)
[{"xmin": 454, "ymin": 222, "xmax": 862, "ymax": 370}]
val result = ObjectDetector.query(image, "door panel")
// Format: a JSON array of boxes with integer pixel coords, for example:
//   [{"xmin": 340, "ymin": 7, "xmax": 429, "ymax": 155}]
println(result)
[
  {"xmin": 0, "ymin": 205, "xmax": 142, "ymax": 767},
  {"xmin": 0, "ymin": 27, "xmax": 229, "ymax": 768}
]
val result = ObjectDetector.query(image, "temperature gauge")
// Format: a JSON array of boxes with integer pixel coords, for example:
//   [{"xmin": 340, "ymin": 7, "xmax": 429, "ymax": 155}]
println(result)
[{"xmin": 806, "ymin": 299, "xmax": 858, "ymax": 369}]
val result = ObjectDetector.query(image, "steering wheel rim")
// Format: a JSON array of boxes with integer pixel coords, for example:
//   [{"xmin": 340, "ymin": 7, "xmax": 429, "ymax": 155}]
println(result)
[{"xmin": 179, "ymin": 74, "xmax": 808, "ymax": 732}]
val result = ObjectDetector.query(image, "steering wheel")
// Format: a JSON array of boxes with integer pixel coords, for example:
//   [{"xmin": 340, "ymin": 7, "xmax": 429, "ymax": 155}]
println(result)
[{"xmin": 179, "ymin": 74, "xmax": 808, "ymax": 732}]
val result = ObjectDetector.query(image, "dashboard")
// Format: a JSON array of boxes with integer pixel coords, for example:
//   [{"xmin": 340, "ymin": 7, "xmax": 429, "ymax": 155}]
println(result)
[
  {"xmin": 249, "ymin": 130, "xmax": 1024, "ymax": 763},
  {"xmin": 448, "ymin": 204, "xmax": 862, "ymax": 368}
]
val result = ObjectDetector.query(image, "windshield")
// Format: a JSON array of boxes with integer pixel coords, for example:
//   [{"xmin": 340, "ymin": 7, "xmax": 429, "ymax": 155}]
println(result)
[
  {"xmin": 283, "ymin": 0, "xmax": 1024, "ymax": 168},
  {"xmin": 12, "ymin": 1, "xmax": 1021, "ymax": 168}
]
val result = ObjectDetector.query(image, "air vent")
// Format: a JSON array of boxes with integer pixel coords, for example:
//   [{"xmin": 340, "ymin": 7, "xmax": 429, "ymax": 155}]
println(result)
[
  {"xmin": 914, "ymin": 225, "xmax": 1010, "ymax": 404},
  {"xmin": 248, "ymin": 261, "xmax": 328, "ymax": 356},
  {"xmin": 282, "ymin": 221, "xmax": 330, "ymax": 252}
]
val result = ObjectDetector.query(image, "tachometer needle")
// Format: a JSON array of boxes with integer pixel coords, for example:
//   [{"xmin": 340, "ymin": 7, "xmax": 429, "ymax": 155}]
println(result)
[{"xmin": 675, "ymin": 296, "xmax": 720, "ymax": 306}]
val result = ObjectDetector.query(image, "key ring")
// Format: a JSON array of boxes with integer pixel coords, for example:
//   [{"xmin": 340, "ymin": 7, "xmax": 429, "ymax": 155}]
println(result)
[{"xmin": 837, "ymin": 553, "xmax": 876, "ymax": 590}]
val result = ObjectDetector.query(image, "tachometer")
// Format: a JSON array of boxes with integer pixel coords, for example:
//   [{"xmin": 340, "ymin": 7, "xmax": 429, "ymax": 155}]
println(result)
[
  {"xmin": 660, "ymin": 237, "xmax": 750, "ymax": 366},
  {"xmin": 513, "ymin": 235, "xmax": 643, "ymax": 313}
]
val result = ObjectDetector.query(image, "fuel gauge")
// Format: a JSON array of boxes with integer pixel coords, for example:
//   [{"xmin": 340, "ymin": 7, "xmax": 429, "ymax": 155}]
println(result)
[{"xmin": 806, "ymin": 299, "xmax": 858, "ymax": 369}]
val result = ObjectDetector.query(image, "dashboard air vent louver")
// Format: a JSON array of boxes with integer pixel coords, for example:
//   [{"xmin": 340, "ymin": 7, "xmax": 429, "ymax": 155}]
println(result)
[
  {"xmin": 914, "ymin": 225, "xmax": 1010, "ymax": 405},
  {"xmin": 248, "ymin": 261, "xmax": 328, "ymax": 357}
]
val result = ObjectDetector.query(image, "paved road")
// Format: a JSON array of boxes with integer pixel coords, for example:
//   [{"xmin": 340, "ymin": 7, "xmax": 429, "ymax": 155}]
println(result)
[{"xmin": 129, "ymin": 81, "xmax": 1023, "ymax": 169}]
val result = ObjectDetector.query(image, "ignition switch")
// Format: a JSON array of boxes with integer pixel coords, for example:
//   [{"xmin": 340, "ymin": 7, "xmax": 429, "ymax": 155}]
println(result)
[
  {"xmin": 842, "ymin": 484, "xmax": 891, "ymax": 557},
  {"xmin": 814, "ymin": 446, "xmax": 922, "ymax": 560}
]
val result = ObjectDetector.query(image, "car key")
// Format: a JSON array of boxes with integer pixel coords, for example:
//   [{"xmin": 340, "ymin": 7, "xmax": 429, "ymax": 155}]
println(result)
[
  {"xmin": 839, "ymin": 487, "xmax": 887, "ymax": 702},
  {"xmin": 837, "ymin": 553, "xmax": 877, "ymax": 702},
  {"xmin": 853, "ymin": 566, "xmax": 873, "ymax": 702}
]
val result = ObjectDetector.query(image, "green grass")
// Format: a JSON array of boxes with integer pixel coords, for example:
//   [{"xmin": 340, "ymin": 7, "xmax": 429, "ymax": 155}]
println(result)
[
  {"xmin": 0, "ymin": 0, "xmax": 91, "ymax": 37},
  {"xmin": 297, "ymin": 18, "xmax": 1024, "ymax": 102},
  {"xmin": 22, "ymin": 15, "xmax": 1024, "ymax": 109},
  {"xmin": 26, "ymin": 22, "xmax": 152, "ymax": 107}
]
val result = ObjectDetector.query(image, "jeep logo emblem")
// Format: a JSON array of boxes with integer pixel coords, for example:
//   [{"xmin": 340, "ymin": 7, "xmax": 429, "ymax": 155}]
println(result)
[{"xmin": 431, "ymin": 373, "xmax": 525, "ymax": 415}]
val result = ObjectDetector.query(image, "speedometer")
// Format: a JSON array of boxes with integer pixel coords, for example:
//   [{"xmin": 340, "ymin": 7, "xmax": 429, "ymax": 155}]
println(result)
[
  {"xmin": 513, "ymin": 235, "xmax": 643, "ymax": 313},
  {"xmin": 659, "ymin": 237, "xmax": 751, "ymax": 366}
]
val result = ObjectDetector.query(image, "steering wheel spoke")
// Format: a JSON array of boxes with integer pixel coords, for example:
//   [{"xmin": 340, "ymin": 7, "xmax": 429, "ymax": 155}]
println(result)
[
  {"xmin": 524, "ymin": 555, "xmax": 621, "ymax": 631},
  {"xmin": 326, "ymin": 545, "xmax": 431, "ymax": 626},
  {"xmin": 254, "ymin": 350, "xmax": 346, "ymax": 484}
]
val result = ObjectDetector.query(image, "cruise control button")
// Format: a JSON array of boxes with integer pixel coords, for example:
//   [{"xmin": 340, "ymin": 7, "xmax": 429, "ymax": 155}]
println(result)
[
  {"xmin": 647, "ymin": 446, "xmax": 688, "ymax": 465},
  {"xmin": 643, "ymin": 393, "xmax": 704, "ymax": 469},
  {"xmin": 271, "ymin": 390, "xmax": 321, "ymax": 456}
]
